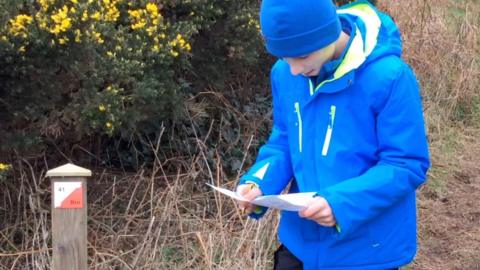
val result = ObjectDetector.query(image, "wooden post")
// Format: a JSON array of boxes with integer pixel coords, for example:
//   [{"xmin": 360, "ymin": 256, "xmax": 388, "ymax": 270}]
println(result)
[{"xmin": 46, "ymin": 163, "xmax": 91, "ymax": 270}]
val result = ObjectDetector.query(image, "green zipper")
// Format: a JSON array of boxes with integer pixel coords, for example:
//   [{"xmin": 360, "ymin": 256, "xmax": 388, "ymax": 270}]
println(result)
[
  {"xmin": 308, "ymin": 79, "xmax": 314, "ymax": 96},
  {"xmin": 322, "ymin": 105, "xmax": 336, "ymax": 156},
  {"xmin": 294, "ymin": 102, "xmax": 302, "ymax": 153}
]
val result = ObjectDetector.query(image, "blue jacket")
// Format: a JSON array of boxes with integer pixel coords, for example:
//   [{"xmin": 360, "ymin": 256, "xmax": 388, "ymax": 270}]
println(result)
[{"xmin": 239, "ymin": 2, "xmax": 430, "ymax": 269}]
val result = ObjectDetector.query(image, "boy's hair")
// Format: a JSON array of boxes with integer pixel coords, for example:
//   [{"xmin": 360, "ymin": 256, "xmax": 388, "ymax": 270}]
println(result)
[{"xmin": 260, "ymin": 0, "xmax": 341, "ymax": 58}]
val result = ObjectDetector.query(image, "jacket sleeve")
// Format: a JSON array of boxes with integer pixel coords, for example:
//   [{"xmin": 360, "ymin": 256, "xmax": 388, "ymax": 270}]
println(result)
[
  {"xmin": 238, "ymin": 65, "xmax": 294, "ymax": 217},
  {"xmin": 319, "ymin": 65, "xmax": 430, "ymax": 236}
]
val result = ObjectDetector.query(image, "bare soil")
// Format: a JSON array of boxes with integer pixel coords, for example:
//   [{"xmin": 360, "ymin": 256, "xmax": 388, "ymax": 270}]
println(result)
[{"xmin": 414, "ymin": 128, "xmax": 480, "ymax": 270}]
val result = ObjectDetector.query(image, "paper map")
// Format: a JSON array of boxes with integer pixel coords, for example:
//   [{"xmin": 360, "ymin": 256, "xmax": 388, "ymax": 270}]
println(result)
[{"xmin": 207, "ymin": 183, "xmax": 316, "ymax": 211}]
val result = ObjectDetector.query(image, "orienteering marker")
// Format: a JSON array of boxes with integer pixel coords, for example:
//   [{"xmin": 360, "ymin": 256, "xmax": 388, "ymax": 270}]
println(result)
[{"xmin": 47, "ymin": 163, "xmax": 91, "ymax": 270}]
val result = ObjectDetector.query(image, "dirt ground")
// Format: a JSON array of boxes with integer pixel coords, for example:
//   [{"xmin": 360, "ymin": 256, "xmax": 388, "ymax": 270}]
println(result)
[{"xmin": 413, "ymin": 128, "xmax": 480, "ymax": 270}]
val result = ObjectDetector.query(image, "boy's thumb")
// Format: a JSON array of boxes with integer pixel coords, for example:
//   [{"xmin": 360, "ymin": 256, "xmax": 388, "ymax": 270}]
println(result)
[{"xmin": 244, "ymin": 187, "xmax": 263, "ymax": 201}]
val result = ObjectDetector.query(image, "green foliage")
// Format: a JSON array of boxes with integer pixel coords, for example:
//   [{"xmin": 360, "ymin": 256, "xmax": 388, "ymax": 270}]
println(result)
[
  {"xmin": 0, "ymin": 0, "xmax": 264, "ymax": 164},
  {"xmin": 188, "ymin": 0, "xmax": 263, "ymax": 89}
]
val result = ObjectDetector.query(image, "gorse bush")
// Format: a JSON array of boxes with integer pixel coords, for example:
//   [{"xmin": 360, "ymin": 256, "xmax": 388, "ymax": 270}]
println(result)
[
  {"xmin": 2, "ymin": 0, "xmax": 191, "ymax": 138},
  {"xmin": 0, "ymin": 0, "xmax": 263, "ymax": 161}
]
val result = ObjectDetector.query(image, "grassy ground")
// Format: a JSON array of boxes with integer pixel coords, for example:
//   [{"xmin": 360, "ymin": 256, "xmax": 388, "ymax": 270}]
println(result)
[
  {"xmin": 1, "ymin": 0, "xmax": 479, "ymax": 269},
  {"xmin": 383, "ymin": 0, "xmax": 480, "ymax": 269}
]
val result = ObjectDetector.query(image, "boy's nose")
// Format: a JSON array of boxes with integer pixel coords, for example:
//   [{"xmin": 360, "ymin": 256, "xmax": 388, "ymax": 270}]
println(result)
[{"xmin": 289, "ymin": 63, "xmax": 303, "ymax": 76}]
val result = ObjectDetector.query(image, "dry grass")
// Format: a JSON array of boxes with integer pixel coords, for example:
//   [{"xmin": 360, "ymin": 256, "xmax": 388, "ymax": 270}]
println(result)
[
  {"xmin": 1, "ymin": 0, "xmax": 480, "ymax": 269},
  {"xmin": 381, "ymin": 0, "xmax": 480, "ymax": 269},
  {"xmin": 1, "ymin": 140, "xmax": 279, "ymax": 269}
]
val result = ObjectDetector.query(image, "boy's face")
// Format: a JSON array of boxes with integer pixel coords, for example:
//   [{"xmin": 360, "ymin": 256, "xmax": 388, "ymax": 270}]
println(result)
[{"xmin": 283, "ymin": 42, "xmax": 336, "ymax": 77}]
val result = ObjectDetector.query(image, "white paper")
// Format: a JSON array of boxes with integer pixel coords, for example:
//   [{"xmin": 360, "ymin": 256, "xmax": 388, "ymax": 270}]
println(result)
[
  {"xmin": 207, "ymin": 183, "xmax": 250, "ymax": 202},
  {"xmin": 207, "ymin": 183, "xmax": 316, "ymax": 211}
]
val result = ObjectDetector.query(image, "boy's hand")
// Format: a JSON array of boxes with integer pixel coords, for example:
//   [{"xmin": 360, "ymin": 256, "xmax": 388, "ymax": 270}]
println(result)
[
  {"xmin": 236, "ymin": 183, "xmax": 263, "ymax": 215},
  {"xmin": 299, "ymin": 196, "xmax": 337, "ymax": 227}
]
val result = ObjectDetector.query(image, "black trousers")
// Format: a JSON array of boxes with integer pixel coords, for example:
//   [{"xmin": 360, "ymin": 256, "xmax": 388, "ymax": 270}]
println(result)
[
  {"xmin": 273, "ymin": 245, "xmax": 303, "ymax": 270},
  {"xmin": 273, "ymin": 245, "xmax": 400, "ymax": 270}
]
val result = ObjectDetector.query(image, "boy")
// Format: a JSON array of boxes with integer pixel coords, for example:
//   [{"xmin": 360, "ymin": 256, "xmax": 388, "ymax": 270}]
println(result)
[{"xmin": 236, "ymin": 1, "xmax": 430, "ymax": 269}]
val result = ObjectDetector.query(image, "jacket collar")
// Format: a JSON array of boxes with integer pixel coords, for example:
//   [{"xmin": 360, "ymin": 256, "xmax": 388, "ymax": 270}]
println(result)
[{"xmin": 310, "ymin": 1, "xmax": 381, "ymax": 95}]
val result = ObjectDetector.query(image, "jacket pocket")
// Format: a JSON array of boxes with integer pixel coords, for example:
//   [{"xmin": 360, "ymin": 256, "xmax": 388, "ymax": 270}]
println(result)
[
  {"xmin": 332, "ymin": 222, "xmax": 373, "ymax": 245},
  {"xmin": 300, "ymin": 219, "xmax": 326, "ymax": 241}
]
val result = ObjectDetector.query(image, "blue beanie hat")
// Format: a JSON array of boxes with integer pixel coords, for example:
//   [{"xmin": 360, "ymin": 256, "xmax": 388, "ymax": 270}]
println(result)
[{"xmin": 260, "ymin": 0, "xmax": 341, "ymax": 58}]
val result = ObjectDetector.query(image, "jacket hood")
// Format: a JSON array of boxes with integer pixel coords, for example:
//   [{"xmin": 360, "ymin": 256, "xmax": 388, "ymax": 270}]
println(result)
[
  {"xmin": 336, "ymin": 1, "xmax": 403, "ymax": 75},
  {"xmin": 309, "ymin": 1, "xmax": 403, "ymax": 93}
]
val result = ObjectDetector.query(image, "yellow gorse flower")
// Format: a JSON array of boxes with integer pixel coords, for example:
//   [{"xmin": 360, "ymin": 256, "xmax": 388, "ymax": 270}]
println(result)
[
  {"xmin": 50, "ymin": 6, "xmax": 72, "ymax": 35},
  {"xmin": 170, "ymin": 49, "xmax": 179, "ymax": 57},
  {"xmin": 91, "ymin": 11, "xmax": 101, "ymax": 20},
  {"xmin": 88, "ymin": 30, "xmax": 104, "ymax": 44},
  {"xmin": 146, "ymin": 26, "xmax": 156, "ymax": 36},
  {"xmin": 35, "ymin": 10, "xmax": 48, "ymax": 30},
  {"xmin": 102, "ymin": 0, "xmax": 121, "ymax": 22},
  {"xmin": 105, "ymin": 6, "xmax": 120, "ymax": 22},
  {"xmin": 0, "ymin": 163, "xmax": 12, "ymax": 171},
  {"xmin": 59, "ymin": 37, "xmax": 69, "ymax": 44},
  {"xmin": 105, "ymin": 85, "xmax": 119, "ymax": 95},
  {"xmin": 146, "ymin": 3, "xmax": 159, "ymax": 18},
  {"xmin": 168, "ymin": 34, "xmax": 192, "ymax": 53},
  {"xmin": 8, "ymin": 14, "xmax": 33, "ymax": 38},
  {"xmin": 75, "ymin": 29, "xmax": 82, "ymax": 42},
  {"xmin": 128, "ymin": 3, "xmax": 162, "ymax": 31},
  {"xmin": 81, "ymin": 11, "xmax": 89, "ymax": 21},
  {"xmin": 39, "ymin": 0, "xmax": 53, "ymax": 11},
  {"xmin": 99, "ymin": 104, "xmax": 106, "ymax": 112},
  {"xmin": 128, "ymin": 9, "xmax": 147, "ymax": 30}
]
